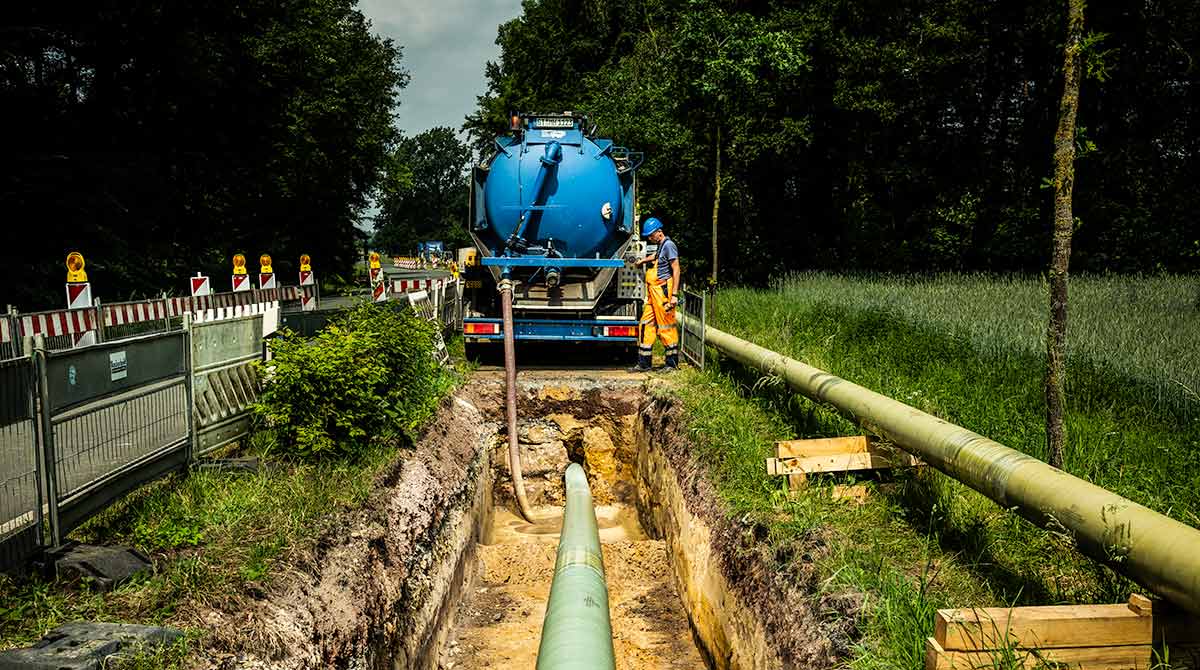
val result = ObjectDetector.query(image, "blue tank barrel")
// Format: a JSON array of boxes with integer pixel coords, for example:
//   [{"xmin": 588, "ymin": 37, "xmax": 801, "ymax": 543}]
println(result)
[
  {"xmin": 472, "ymin": 114, "xmax": 640, "ymax": 274},
  {"xmin": 510, "ymin": 141, "xmax": 563, "ymax": 252}
]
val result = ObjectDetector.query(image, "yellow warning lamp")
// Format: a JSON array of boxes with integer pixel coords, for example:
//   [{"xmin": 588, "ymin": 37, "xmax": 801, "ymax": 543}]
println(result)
[
  {"xmin": 65, "ymin": 251, "xmax": 88, "ymax": 283},
  {"xmin": 259, "ymin": 254, "xmax": 273, "ymax": 274},
  {"xmin": 299, "ymin": 254, "xmax": 312, "ymax": 272},
  {"xmin": 369, "ymin": 251, "xmax": 381, "ymax": 270},
  {"xmin": 232, "ymin": 253, "xmax": 248, "ymax": 275}
]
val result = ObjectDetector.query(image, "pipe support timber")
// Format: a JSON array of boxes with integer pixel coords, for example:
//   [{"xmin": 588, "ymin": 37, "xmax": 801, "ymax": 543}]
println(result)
[
  {"xmin": 698, "ymin": 321, "xmax": 1200, "ymax": 616},
  {"xmin": 536, "ymin": 463, "xmax": 616, "ymax": 670}
]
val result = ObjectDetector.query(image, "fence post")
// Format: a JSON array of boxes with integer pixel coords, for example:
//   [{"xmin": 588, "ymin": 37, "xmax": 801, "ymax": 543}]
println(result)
[
  {"xmin": 183, "ymin": 313, "xmax": 197, "ymax": 463},
  {"xmin": 5, "ymin": 306, "xmax": 18, "ymax": 360},
  {"xmin": 93, "ymin": 298, "xmax": 106, "ymax": 343},
  {"xmin": 34, "ymin": 335, "xmax": 62, "ymax": 548},
  {"xmin": 25, "ymin": 335, "xmax": 46, "ymax": 555},
  {"xmin": 161, "ymin": 293, "xmax": 170, "ymax": 333}
]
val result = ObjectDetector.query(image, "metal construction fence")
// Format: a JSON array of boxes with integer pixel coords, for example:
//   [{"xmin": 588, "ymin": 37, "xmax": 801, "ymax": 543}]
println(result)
[
  {"xmin": 0, "ymin": 285, "xmax": 313, "ymax": 361},
  {"xmin": 0, "ymin": 279, "xmax": 463, "ymax": 572},
  {"xmin": 0, "ymin": 315, "xmax": 261, "ymax": 569},
  {"xmin": 679, "ymin": 287, "xmax": 706, "ymax": 370}
]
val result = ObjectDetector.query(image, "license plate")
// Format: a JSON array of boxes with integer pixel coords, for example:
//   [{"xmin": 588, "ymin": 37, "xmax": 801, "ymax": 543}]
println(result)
[{"xmin": 535, "ymin": 117, "xmax": 573, "ymax": 129}]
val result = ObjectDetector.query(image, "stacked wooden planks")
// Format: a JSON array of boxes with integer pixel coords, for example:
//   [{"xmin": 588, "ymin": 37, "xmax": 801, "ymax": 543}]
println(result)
[
  {"xmin": 926, "ymin": 595, "xmax": 1200, "ymax": 669},
  {"xmin": 765, "ymin": 435, "xmax": 921, "ymax": 500}
]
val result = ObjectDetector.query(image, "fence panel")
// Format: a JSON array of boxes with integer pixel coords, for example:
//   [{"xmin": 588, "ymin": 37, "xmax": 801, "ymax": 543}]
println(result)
[
  {"xmin": 0, "ymin": 315, "xmax": 23, "ymax": 361},
  {"xmin": 101, "ymin": 299, "xmax": 174, "ymax": 342},
  {"xmin": 407, "ymin": 291, "xmax": 450, "ymax": 366},
  {"xmin": 41, "ymin": 332, "xmax": 190, "ymax": 544},
  {"xmin": 191, "ymin": 315, "xmax": 263, "ymax": 457},
  {"xmin": 680, "ymin": 288, "xmax": 706, "ymax": 370},
  {"xmin": 0, "ymin": 356, "xmax": 42, "ymax": 571}
]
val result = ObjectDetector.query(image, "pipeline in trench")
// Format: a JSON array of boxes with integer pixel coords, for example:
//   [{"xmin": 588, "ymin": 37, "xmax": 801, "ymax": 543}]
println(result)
[{"xmin": 439, "ymin": 375, "xmax": 710, "ymax": 669}]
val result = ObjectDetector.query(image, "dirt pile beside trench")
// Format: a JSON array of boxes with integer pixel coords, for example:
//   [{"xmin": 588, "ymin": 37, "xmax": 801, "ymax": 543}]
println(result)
[{"xmin": 190, "ymin": 394, "xmax": 494, "ymax": 670}]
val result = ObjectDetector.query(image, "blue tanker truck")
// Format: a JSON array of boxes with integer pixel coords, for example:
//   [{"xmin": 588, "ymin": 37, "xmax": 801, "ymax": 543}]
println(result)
[{"xmin": 461, "ymin": 112, "xmax": 645, "ymax": 353}]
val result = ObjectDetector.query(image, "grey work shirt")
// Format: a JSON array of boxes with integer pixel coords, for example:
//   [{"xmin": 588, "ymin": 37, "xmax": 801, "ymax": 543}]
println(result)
[{"xmin": 657, "ymin": 238, "xmax": 678, "ymax": 281}]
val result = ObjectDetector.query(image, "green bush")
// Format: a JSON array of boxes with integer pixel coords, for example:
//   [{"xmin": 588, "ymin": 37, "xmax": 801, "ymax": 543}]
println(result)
[{"xmin": 254, "ymin": 301, "xmax": 448, "ymax": 458}]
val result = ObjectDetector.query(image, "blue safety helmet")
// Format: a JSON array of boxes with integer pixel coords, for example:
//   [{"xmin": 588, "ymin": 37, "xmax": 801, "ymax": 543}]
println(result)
[{"xmin": 641, "ymin": 217, "xmax": 663, "ymax": 238}]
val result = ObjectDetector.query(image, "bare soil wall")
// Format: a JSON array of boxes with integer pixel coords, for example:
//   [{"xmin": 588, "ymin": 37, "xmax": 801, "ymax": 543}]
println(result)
[
  {"xmin": 637, "ymin": 395, "xmax": 838, "ymax": 670},
  {"xmin": 194, "ymin": 394, "xmax": 495, "ymax": 670}
]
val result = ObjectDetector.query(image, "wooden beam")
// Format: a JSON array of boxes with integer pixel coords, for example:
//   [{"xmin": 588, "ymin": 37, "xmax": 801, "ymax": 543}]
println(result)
[
  {"xmin": 775, "ymin": 435, "xmax": 871, "ymax": 458},
  {"xmin": 768, "ymin": 451, "xmax": 917, "ymax": 476},
  {"xmin": 924, "ymin": 637, "xmax": 1187, "ymax": 670},
  {"xmin": 936, "ymin": 600, "xmax": 1200, "ymax": 652},
  {"xmin": 935, "ymin": 605, "xmax": 1152, "ymax": 651}
]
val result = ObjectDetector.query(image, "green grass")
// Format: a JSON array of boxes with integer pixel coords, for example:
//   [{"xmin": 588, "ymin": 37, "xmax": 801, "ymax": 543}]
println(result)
[
  {"xmin": 0, "ymin": 335, "xmax": 470, "ymax": 653},
  {"xmin": 712, "ymin": 273, "xmax": 1200, "ymax": 524},
  {"xmin": 666, "ymin": 273, "xmax": 1198, "ymax": 669}
]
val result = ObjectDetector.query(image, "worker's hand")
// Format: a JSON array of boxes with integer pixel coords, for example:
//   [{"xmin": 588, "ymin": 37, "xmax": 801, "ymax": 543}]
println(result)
[
  {"xmin": 639, "ymin": 254, "xmax": 655, "ymax": 266},
  {"xmin": 668, "ymin": 296, "xmax": 678, "ymax": 307}
]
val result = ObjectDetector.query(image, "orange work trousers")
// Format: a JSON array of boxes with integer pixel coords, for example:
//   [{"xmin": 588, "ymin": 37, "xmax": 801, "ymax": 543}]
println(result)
[{"xmin": 638, "ymin": 274, "xmax": 678, "ymax": 368}]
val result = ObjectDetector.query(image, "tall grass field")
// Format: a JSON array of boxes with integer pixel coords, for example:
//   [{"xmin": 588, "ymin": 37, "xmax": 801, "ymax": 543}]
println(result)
[
  {"xmin": 713, "ymin": 273, "xmax": 1200, "ymax": 524},
  {"xmin": 670, "ymin": 273, "xmax": 1198, "ymax": 668}
]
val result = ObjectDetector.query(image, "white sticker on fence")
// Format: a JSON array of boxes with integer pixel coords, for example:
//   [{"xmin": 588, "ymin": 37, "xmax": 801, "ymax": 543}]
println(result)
[{"xmin": 109, "ymin": 351, "xmax": 128, "ymax": 381}]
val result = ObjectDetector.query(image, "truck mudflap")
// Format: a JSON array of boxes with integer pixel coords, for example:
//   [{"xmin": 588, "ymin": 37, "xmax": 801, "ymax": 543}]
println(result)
[{"xmin": 463, "ymin": 318, "xmax": 638, "ymax": 342}]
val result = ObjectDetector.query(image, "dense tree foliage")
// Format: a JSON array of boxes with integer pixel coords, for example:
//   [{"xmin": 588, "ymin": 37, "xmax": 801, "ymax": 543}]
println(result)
[
  {"xmin": 466, "ymin": 0, "xmax": 1200, "ymax": 283},
  {"xmin": 372, "ymin": 127, "xmax": 472, "ymax": 255},
  {"xmin": 1, "ymin": 0, "xmax": 407, "ymax": 307}
]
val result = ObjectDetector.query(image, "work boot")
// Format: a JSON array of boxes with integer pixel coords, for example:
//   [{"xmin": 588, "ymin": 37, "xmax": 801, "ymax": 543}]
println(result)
[{"xmin": 627, "ymin": 364, "xmax": 652, "ymax": 373}]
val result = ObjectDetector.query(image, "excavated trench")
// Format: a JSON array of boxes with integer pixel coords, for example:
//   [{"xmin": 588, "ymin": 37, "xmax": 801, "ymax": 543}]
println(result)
[
  {"xmin": 440, "ymin": 374, "xmax": 706, "ymax": 669},
  {"xmin": 196, "ymin": 371, "xmax": 833, "ymax": 669}
]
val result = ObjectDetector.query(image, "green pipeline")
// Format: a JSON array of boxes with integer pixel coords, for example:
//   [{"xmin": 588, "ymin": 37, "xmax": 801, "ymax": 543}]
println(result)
[
  {"xmin": 535, "ymin": 463, "xmax": 616, "ymax": 670},
  {"xmin": 698, "ymin": 321, "xmax": 1200, "ymax": 616}
]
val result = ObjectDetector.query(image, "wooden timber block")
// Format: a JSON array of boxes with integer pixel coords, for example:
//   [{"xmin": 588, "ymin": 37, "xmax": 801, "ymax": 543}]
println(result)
[
  {"xmin": 926, "ymin": 595, "xmax": 1200, "ymax": 670},
  {"xmin": 925, "ymin": 636, "xmax": 1167, "ymax": 670},
  {"xmin": 935, "ymin": 604, "xmax": 1154, "ymax": 651},
  {"xmin": 776, "ymin": 435, "xmax": 872, "ymax": 458},
  {"xmin": 766, "ymin": 450, "xmax": 921, "ymax": 476}
]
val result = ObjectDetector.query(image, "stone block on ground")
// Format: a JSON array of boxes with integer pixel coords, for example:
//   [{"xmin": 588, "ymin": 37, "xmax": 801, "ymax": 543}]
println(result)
[
  {"xmin": 54, "ymin": 544, "xmax": 151, "ymax": 592},
  {"xmin": 0, "ymin": 621, "xmax": 183, "ymax": 670}
]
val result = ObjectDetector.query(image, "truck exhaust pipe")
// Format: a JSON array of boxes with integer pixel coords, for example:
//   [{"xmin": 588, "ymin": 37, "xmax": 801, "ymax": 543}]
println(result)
[{"xmin": 536, "ymin": 463, "xmax": 616, "ymax": 669}]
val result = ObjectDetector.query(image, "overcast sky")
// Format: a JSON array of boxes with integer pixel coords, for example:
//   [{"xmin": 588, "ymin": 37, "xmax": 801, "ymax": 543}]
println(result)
[{"xmin": 358, "ymin": 0, "xmax": 524, "ymax": 137}]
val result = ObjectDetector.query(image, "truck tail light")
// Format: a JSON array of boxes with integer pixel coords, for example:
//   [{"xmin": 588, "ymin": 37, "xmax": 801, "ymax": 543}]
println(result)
[
  {"xmin": 602, "ymin": 325, "xmax": 638, "ymax": 338},
  {"xmin": 464, "ymin": 322, "xmax": 500, "ymax": 335}
]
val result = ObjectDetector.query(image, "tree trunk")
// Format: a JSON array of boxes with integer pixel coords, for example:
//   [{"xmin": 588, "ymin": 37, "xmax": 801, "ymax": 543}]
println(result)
[
  {"xmin": 711, "ymin": 126, "xmax": 722, "ymax": 288},
  {"xmin": 1045, "ymin": 0, "xmax": 1085, "ymax": 470}
]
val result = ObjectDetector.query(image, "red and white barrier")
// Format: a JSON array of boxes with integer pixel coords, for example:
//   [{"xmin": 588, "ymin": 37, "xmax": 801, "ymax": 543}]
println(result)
[
  {"xmin": 104, "ymin": 300, "xmax": 167, "ymax": 327},
  {"xmin": 19, "ymin": 309, "xmax": 96, "ymax": 338},
  {"xmin": 6, "ymin": 283, "xmax": 307, "ymax": 348},
  {"xmin": 393, "ymin": 278, "xmax": 442, "ymax": 294}
]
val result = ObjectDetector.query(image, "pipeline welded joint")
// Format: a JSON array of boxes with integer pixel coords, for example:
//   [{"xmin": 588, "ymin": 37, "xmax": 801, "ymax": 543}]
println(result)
[{"xmin": 536, "ymin": 463, "xmax": 616, "ymax": 670}]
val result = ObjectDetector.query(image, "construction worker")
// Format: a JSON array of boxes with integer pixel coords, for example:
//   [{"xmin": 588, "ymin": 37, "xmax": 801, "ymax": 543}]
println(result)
[{"xmin": 630, "ymin": 217, "xmax": 680, "ymax": 372}]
